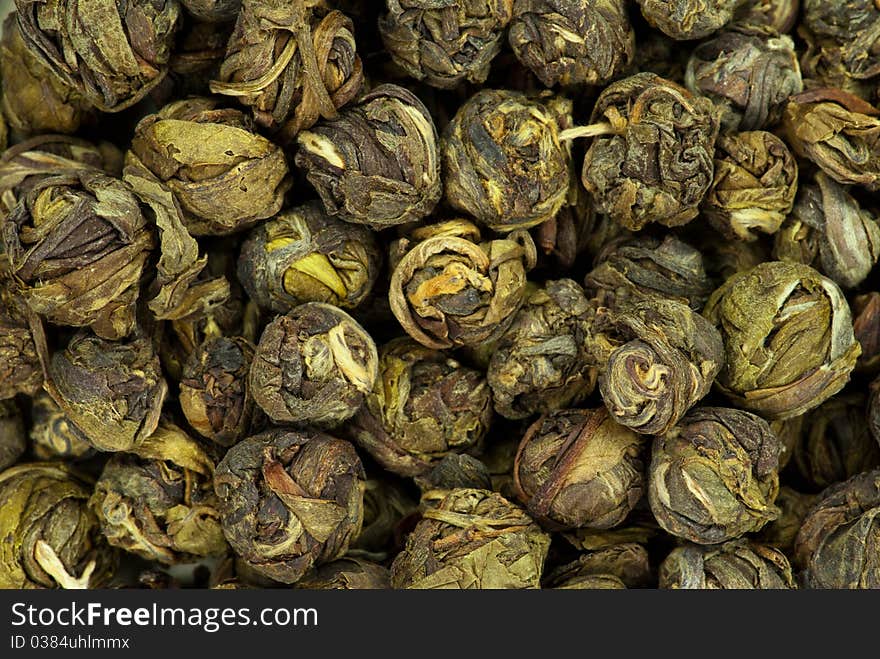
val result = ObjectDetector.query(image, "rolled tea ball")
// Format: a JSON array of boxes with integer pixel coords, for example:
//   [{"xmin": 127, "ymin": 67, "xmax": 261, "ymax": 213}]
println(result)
[
  {"xmin": 0, "ymin": 269, "xmax": 43, "ymax": 399},
  {"xmin": 595, "ymin": 295, "xmax": 724, "ymax": 436},
  {"xmin": 772, "ymin": 172, "xmax": 880, "ymax": 289},
  {"xmin": 348, "ymin": 337, "xmax": 492, "ymax": 477},
  {"xmin": 685, "ymin": 25, "xmax": 802, "ymax": 132},
  {"xmin": 14, "ymin": 0, "xmax": 180, "ymax": 112},
  {"xmin": 581, "ymin": 73, "xmax": 720, "ymax": 231},
  {"xmin": 794, "ymin": 393, "xmax": 880, "ymax": 492},
  {"xmin": 0, "ymin": 401, "xmax": 25, "ymax": 471},
  {"xmin": 443, "ymin": 89, "xmax": 570, "ymax": 232},
  {"xmin": 0, "ymin": 134, "xmax": 124, "ymax": 219},
  {"xmin": 756, "ymin": 486, "xmax": 818, "ymax": 553},
  {"xmin": 91, "ymin": 421, "xmax": 228, "ymax": 564},
  {"xmin": 295, "ymin": 84, "xmax": 441, "ymax": 229},
  {"xmin": 1, "ymin": 169, "xmax": 153, "ymax": 340},
  {"xmin": 487, "ymin": 279, "xmax": 598, "ymax": 420},
  {"xmin": 214, "ymin": 428, "xmax": 365, "ymax": 584},
  {"xmin": 702, "ymin": 261, "xmax": 861, "ymax": 419},
  {"xmin": 514, "ymin": 408, "xmax": 646, "ymax": 530},
  {"xmin": 649, "ymin": 407, "xmax": 782, "ymax": 544},
  {"xmin": 237, "ymin": 202, "xmax": 381, "ymax": 313},
  {"xmin": 379, "ymin": 0, "xmax": 513, "ymax": 89},
  {"xmin": 585, "ymin": 235, "xmax": 713, "ymax": 311},
  {"xmin": 296, "ymin": 557, "xmax": 390, "ymax": 590},
  {"xmin": 659, "ymin": 540, "xmax": 796, "ymax": 589},
  {"xmin": 508, "ymin": 0, "xmax": 634, "ymax": 87},
  {"xmin": 565, "ymin": 566, "xmax": 638, "ymax": 588},
  {"xmin": 636, "ymin": 0, "xmax": 742, "ymax": 40},
  {"xmin": 389, "ymin": 220, "xmax": 536, "ymax": 349},
  {"xmin": 127, "ymin": 97, "xmax": 292, "ymax": 236},
  {"xmin": 0, "ymin": 14, "xmax": 93, "ymax": 136},
  {"xmin": 701, "ymin": 131, "xmax": 798, "ymax": 242},
  {"xmin": 211, "ymin": 2, "xmax": 362, "ymax": 140},
  {"xmin": 0, "ymin": 463, "xmax": 117, "ymax": 588},
  {"xmin": 250, "ymin": 302, "xmax": 378, "ymax": 428},
  {"xmin": 44, "ymin": 331, "xmax": 168, "ymax": 453},
  {"xmin": 544, "ymin": 543, "xmax": 652, "ymax": 589},
  {"xmin": 179, "ymin": 336, "xmax": 256, "ymax": 448},
  {"xmin": 550, "ymin": 569, "xmax": 634, "ymax": 590},
  {"xmin": 782, "ymin": 89, "xmax": 880, "ymax": 191},
  {"xmin": 390, "ymin": 488, "xmax": 550, "ymax": 589},
  {"xmin": 29, "ymin": 392, "xmax": 94, "ymax": 461},
  {"xmin": 800, "ymin": 0, "xmax": 880, "ymax": 87},
  {"xmin": 795, "ymin": 469, "xmax": 880, "ymax": 588}
]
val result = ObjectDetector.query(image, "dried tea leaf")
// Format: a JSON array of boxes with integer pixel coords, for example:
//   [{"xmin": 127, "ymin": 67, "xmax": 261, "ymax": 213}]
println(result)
[
  {"xmin": 0, "ymin": 463, "xmax": 117, "ymax": 589},
  {"xmin": 91, "ymin": 420, "xmax": 227, "ymax": 564},
  {"xmin": 2, "ymin": 170, "xmax": 153, "ymax": 339},
  {"xmin": 381, "ymin": 0, "xmax": 512, "ymax": 89},
  {"xmin": 128, "ymin": 97, "xmax": 292, "ymax": 236},
  {"xmin": 660, "ymin": 540, "xmax": 796, "ymax": 589},
  {"xmin": 390, "ymin": 488, "xmax": 550, "ymax": 589},
  {"xmin": 389, "ymin": 220, "xmax": 537, "ymax": 349},
  {"xmin": 795, "ymin": 469, "xmax": 880, "ymax": 589},
  {"xmin": 488, "ymin": 279, "xmax": 598, "ymax": 420},
  {"xmin": 237, "ymin": 201, "xmax": 381, "ymax": 313},
  {"xmin": 211, "ymin": 0, "xmax": 363, "ymax": 141},
  {"xmin": 44, "ymin": 331, "xmax": 168, "ymax": 453},
  {"xmin": 685, "ymin": 24, "xmax": 802, "ymax": 131},
  {"xmin": 783, "ymin": 89, "xmax": 880, "ymax": 190},
  {"xmin": 514, "ymin": 408, "xmax": 646, "ymax": 530},
  {"xmin": 581, "ymin": 73, "xmax": 720, "ymax": 231},
  {"xmin": 649, "ymin": 406, "xmax": 782, "ymax": 544},
  {"xmin": 703, "ymin": 261, "xmax": 861, "ymax": 419},
  {"xmin": 443, "ymin": 89, "xmax": 571, "ymax": 232},
  {"xmin": 509, "ymin": 0, "xmax": 634, "ymax": 88},
  {"xmin": 295, "ymin": 84, "xmax": 441, "ymax": 229},
  {"xmin": 348, "ymin": 337, "xmax": 492, "ymax": 477},
  {"xmin": 15, "ymin": 0, "xmax": 180, "ymax": 112},
  {"xmin": 214, "ymin": 428, "xmax": 365, "ymax": 584},
  {"xmin": 702, "ymin": 131, "xmax": 798, "ymax": 242},
  {"xmin": 250, "ymin": 302, "xmax": 378, "ymax": 428}
]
